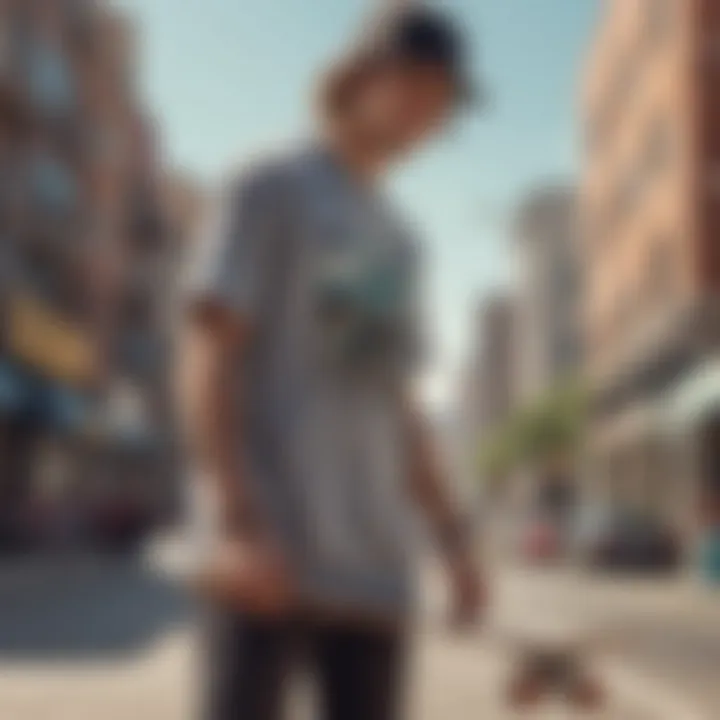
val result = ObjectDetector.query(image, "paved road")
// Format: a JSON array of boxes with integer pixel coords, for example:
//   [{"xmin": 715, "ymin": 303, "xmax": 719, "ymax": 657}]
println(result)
[{"xmin": 0, "ymin": 556, "xmax": 713, "ymax": 719}]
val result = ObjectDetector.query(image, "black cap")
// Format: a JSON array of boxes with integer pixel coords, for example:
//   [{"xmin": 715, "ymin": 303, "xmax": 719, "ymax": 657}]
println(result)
[{"xmin": 359, "ymin": 4, "xmax": 482, "ymax": 108}]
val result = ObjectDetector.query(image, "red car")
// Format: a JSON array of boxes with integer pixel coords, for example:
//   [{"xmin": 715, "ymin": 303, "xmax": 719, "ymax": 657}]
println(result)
[{"xmin": 518, "ymin": 513, "xmax": 562, "ymax": 564}]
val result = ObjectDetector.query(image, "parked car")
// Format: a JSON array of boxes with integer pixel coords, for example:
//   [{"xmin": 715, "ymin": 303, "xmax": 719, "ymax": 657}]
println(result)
[
  {"xmin": 572, "ymin": 506, "xmax": 681, "ymax": 573},
  {"xmin": 88, "ymin": 496, "xmax": 153, "ymax": 554}
]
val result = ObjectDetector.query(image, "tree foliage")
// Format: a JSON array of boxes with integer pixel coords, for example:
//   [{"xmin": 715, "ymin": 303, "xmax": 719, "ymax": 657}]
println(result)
[{"xmin": 477, "ymin": 378, "xmax": 588, "ymax": 481}]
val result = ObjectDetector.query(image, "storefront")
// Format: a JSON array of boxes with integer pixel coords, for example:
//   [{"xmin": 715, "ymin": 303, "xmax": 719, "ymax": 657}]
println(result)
[
  {"xmin": 587, "ymin": 401, "xmax": 669, "ymax": 509},
  {"xmin": 81, "ymin": 381, "xmax": 174, "ymax": 550},
  {"xmin": 586, "ymin": 353, "xmax": 720, "ymax": 548},
  {"xmin": 0, "ymin": 292, "xmax": 95, "ymax": 551},
  {"xmin": 665, "ymin": 359, "xmax": 720, "ymax": 534},
  {"xmin": 0, "ymin": 360, "xmax": 94, "ymax": 547}
]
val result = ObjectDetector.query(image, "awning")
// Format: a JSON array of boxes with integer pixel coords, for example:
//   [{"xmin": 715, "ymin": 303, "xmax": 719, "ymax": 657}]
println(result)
[
  {"xmin": 7, "ymin": 292, "xmax": 95, "ymax": 386},
  {"xmin": 667, "ymin": 358, "xmax": 720, "ymax": 430}
]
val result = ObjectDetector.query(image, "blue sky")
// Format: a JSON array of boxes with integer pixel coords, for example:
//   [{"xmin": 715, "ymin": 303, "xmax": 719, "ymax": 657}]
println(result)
[{"xmin": 117, "ymin": 0, "xmax": 599, "ymax": 408}]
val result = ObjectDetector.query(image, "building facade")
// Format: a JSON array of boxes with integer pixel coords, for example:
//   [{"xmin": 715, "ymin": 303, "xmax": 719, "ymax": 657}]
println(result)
[
  {"xmin": 0, "ymin": 1, "xmax": 177, "ymax": 550},
  {"xmin": 456, "ymin": 294, "xmax": 516, "ymax": 498},
  {"xmin": 513, "ymin": 184, "xmax": 580, "ymax": 405},
  {"xmin": 476, "ymin": 296, "xmax": 517, "ymax": 434},
  {"xmin": 581, "ymin": 0, "xmax": 720, "ymax": 536},
  {"xmin": 511, "ymin": 184, "xmax": 580, "ymax": 515}
]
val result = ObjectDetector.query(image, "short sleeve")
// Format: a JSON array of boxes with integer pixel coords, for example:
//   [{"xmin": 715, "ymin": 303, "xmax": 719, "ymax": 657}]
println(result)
[{"xmin": 183, "ymin": 164, "xmax": 282, "ymax": 322}]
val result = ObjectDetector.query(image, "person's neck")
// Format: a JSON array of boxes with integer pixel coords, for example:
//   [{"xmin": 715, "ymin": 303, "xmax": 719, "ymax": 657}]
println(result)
[{"xmin": 322, "ymin": 123, "xmax": 387, "ymax": 187}]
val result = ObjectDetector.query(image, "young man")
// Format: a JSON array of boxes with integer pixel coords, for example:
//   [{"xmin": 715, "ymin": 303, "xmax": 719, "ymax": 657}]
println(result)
[{"xmin": 179, "ymin": 5, "xmax": 485, "ymax": 719}]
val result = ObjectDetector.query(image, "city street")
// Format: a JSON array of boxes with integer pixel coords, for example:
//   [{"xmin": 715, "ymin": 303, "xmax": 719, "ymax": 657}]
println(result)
[
  {"xmin": 1, "ymin": 554, "xmax": 718, "ymax": 719},
  {"xmin": 2, "ymin": 2, "xmax": 719, "ymax": 718}
]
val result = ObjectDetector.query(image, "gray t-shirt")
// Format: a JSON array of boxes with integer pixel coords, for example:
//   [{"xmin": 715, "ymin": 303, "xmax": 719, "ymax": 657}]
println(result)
[{"xmin": 184, "ymin": 144, "xmax": 424, "ymax": 617}]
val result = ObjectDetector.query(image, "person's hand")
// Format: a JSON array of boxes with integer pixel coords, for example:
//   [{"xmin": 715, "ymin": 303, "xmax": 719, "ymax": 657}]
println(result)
[
  {"xmin": 446, "ymin": 547, "xmax": 487, "ymax": 629},
  {"xmin": 196, "ymin": 536, "xmax": 294, "ymax": 616}
]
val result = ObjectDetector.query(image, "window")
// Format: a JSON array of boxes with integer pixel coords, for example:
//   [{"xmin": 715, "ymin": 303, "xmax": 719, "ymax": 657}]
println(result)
[
  {"xmin": 67, "ymin": 0, "xmax": 98, "ymax": 55},
  {"xmin": 605, "ymin": 163, "xmax": 641, "ymax": 233},
  {"xmin": 587, "ymin": 50, "xmax": 636, "ymax": 159},
  {"xmin": 553, "ymin": 254, "xmax": 577, "ymax": 300},
  {"xmin": 708, "ymin": 162, "xmax": 720, "ymax": 196},
  {"xmin": 646, "ymin": 235, "xmax": 675, "ymax": 301},
  {"xmin": 610, "ymin": 283, "xmax": 638, "ymax": 345},
  {"xmin": 27, "ymin": 43, "xmax": 75, "ymax": 116},
  {"xmin": 586, "ymin": 112, "xmax": 605, "ymax": 157},
  {"xmin": 644, "ymin": 115, "xmax": 672, "ymax": 180},
  {"xmin": 612, "ymin": 55, "xmax": 638, "ymax": 111},
  {"xmin": 646, "ymin": 0, "xmax": 672, "ymax": 46},
  {"xmin": 29, "ymin": 154, "xmax": 78, "ymax": 215},
  {"xmin": 121, "ymin": 331, "xmax": 161, "ymax": 375},
  {"xmin": 603, "ymin": 116, "xmax": 672, "ymax": 238},
  {"xmin": 21, "ymin": 245, "xmax": 85, "ymax": 318},
  {"xmin": 582, "ymin": 215, "xmax": 599, "ymax": 250},
  {"xmin": 554, "ymin": 332, "xmax": 579, "ymax": 374}
]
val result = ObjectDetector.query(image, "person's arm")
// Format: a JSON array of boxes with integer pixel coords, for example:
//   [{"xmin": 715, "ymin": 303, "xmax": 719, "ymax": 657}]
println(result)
[
  {"xmin": 401, "ymin": 391, "xmax": 486, "ymax": 625},
  {"xmin": 177, "ymin": 304, "xmax": 260, "ymax": 537},
  {"xmin": 178, "ymin": 168, "xmax": 273, "ymax": 535},
  {"xmin": 176, "ymin": 166, "xmax": 291, "ymax": 613}
]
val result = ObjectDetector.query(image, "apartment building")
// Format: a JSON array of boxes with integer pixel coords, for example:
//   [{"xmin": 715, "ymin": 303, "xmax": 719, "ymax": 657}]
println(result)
[
  {"xmin": 455, "ymin": 294, "xmax": 516, "ymax": 499},
  {"xmin": 513, "ymin": 184, "xmax": 580, "ymax": 405},
  {"xmin": 510, "ymin": 184, "xmax": 580, "ymax": 515},
  {"xmin": 477, "ymin": 295, "xmax": 516, "ymax": 435},
  {"xmin": 0, "ymin": 1, "xmax": 173, "ymax": 548},
  {"xmin": 581, "ymin": 0, "xmax": 720, "ymax": 534}
]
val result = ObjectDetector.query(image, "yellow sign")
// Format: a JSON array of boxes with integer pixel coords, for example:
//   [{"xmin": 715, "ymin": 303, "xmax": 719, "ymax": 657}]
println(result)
[{"xmin": 8, "ymin": 294, "xmax": 96, "ymax": 386}]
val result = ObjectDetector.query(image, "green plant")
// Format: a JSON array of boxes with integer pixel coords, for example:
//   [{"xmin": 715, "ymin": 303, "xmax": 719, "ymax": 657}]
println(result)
[{"xmin": 476, "ymin": 378, "xmax": 588, "ymax": 482}]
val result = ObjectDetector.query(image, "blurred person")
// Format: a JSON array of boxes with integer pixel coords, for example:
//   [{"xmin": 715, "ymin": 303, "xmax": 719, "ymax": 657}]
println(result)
[{"xmin": 178, "ymin": 5, "xmax": 485, "ymax": 720}]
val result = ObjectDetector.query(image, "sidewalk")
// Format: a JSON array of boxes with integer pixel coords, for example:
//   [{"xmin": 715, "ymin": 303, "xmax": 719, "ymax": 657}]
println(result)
[
  {"xmin": 0, "ymin": 552, "xmax": 141, "ymax": 607},
  {"xmin": 419, "ymin": 567, "xmax": 710, "ymax": 720},
  {"xmin": 0, "ymin": 543, "xmax": 713, "ymax": 719},
  {"xmin": 0, "ymin": 553, "xmax": 103, "ymax": 601},
  {"xmin": 415, "ymin": 628, "xmax": 709, "ymax": 720},
  {"xmin": 150, "ymin": 533, "xmax": 718, "ymax": 717},
  {"xmin": 0, "ymin": 617, "xmax": 693, "ymax": 720}
]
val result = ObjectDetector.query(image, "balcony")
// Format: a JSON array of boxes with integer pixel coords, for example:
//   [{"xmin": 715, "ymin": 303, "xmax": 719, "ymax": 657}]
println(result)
[
  {"xmin": 13, "ymin": 240, "xmax": 90, "ymax": 325},
  {"xmin": 21, "ymin": 155, "xmax": 84, "ymax": 248},
  {"xmin": 31, "ymin": 156, "xmax": 79, "ymax": 209},
  {"xmin": 127, "ymin": 186, "xmax": 166, "ymax": 249},
  {"xmin": 67, "ymin": 0, "xmax": 101, "ymax": 59},
  {"xmin": 117, "ymin": 329, "xmax": 164, "ymax": 379},
  {"xmin": 0, "ymin": 17, "xmax": 31, "ymax": 124},
  {"xmin": 25, "ymin": 42, "xmax": 76, "ymax": 120}
]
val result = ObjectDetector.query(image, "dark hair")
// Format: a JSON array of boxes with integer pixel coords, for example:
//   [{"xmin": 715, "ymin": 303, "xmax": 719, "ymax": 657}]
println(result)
[{"xmin": 319, "ymin": 4, "xmax": 476, "ymax": 121}]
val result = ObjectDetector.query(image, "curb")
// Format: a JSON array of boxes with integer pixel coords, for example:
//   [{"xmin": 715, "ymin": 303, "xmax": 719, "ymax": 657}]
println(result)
[
  {"xmin": 0, "ymin": 554, "xmax": 138, "ymax": 604},
  {"xmin": 601, "ymin": 660, "xmax": 709, "ymax": 720}
]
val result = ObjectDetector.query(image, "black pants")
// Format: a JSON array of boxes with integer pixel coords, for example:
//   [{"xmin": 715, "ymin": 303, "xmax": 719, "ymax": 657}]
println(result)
[{"xmin": 203, "ymin": 611, "xmax": 407, "ymax": 720}]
